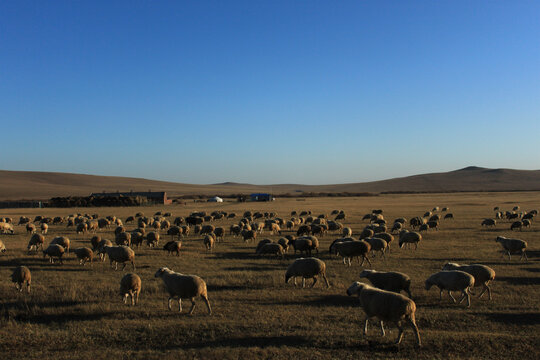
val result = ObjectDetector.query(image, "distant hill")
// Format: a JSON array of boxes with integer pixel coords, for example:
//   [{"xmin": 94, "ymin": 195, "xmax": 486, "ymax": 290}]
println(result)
[{"xmin": 0, "ymin": 167, "xmax": 539, "ymax": 200}]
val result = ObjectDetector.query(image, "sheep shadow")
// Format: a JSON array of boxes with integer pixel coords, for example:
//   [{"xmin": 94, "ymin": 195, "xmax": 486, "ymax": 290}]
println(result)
[
  {"xmin": 177, "ymin": 335, "xmax": 312, "ymax": 350},
  {"xmin": 473, "ymin": 312, "xmax": 540, "ymax": 325},
  {"xmin": 496, "ymin": 276, "xmax": 540, "ymax": 285},
  {"xmin": 212, "ymin": 251, "xmax": 250, "ymax": 260},
  {"xmin": 206, "ymin": 284, "xmax": 253, "ymax": 292},
  {"xmin": 13, "ymin": 311, "xmax": 114, "ymax": 325},
  {"xmin": 522, "ymin": 268, "xmax": 540, "ymax": 273},
  {"xmin": 262, "ymin": 295, "xmax": 358, "ymax": 308},
  {"xmin": 0, "ymin": 299, "xmax": 98, "ymax": 311}
]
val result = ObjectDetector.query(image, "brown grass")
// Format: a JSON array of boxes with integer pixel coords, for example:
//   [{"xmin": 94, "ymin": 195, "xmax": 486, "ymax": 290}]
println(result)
[{"xmin": 0, "ymin": 192, "xmax": 538, "ymax": 359}]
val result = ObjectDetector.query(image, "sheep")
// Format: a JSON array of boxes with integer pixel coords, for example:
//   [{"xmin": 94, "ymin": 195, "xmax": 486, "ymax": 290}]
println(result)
[
  {"xmin": 425, "ymin": 270, "xmax": 475, "ymax": 307},
  {"xmin": 27, "ymin": 233, "xmax": 45, "ymax": 253},
  {"xmin": 442, "ymin": 263, "xmax": 496, "ymax": 300},
  {"xmin": 146, "ymin": 231, "xmax": 160, "ymax": 247},
  {"xmin": 257, "ymin": 243, "xmax": 285, "ymax": 258},
  {"xmin": 346, "ymin": 282, "xmax": 421, "ymax": 346},
  {"xmin": 51, "ymin": 236, "xmax": 70, "ymax": 253},
  {"xmin": 76, "ymin": 222, "xmax": 88, "ymax": 234},
  {"xmin": 241, "ymin": 229, "xmax": 257, "ymax": 243},
  {"xmin": 167, "ymin": 226, "xmax": 183, "ymax": 240},
  {"xmin": 296, "ymin": 224, "xmax": 311, "ymax": 236},
  {"xmin": 101, "ymin": 245, "xmax": 135, "ymax": 270},
  {"xmin": 373, "ymin": 232, "xmax": 394, "ymax": 251},
  {"xmin": 481, "ymin": 218, "xmax": 496, "ymax": 227},
  {"xmin": 359, "ymin": 228, "xmax": 374, "ymax": 240},
  {"xmin": 426, "ymin": 220, "xmax": 439, "ymax": 230},
  {"xmin": 26, "ymin": 223, "xmax": 36, "ymax": 234},
  {"xmin": 418, "ymin": 224, "xmax": 428, "ymax": 232},
  {"xmin": 115, "ymin": 232, "xmax": 132, "ymax": 247},
  {"xmin": 0, "ymin": 221, "xmax": 14, "ymax": 234},
  {"xmin": 96, "ymin": 239, "xmax": 113, "ymax": 261},
  {"xmin": 43, "ymin": 244, "xmax": 65, "ymax": 264},
  {"xmin": 495, "ymin": 236, "xmax": 527, "ymax": 260},
  {"xmin": 334, "ymin": 240, "xmax": 372, "ymax": 267},
  {"xmin": 39, "ymin": 223, "xmax": 48, "ymax": 234},
  {"xmin": 229, "ymin": 224, "xmax": 241, "ymax": 237},
  {"xmin": 130, "ymin": 231, "xmax": 144, "ymax": 248},
  {"xmin": 163, "ymin": 240, "xmax": 182, "ymax": 256},
  {"xmin": 256, "ymin": 239, "xmax": 272, "ymax": 253},
  {"xmin": 214, "ymin": 227, "xmax": 225, "ymax": 242},
  {"xmin": 203, "ymin": 234, "xmax": 215, "ymax": 251},
  {"xmin": 510, "ymin": 221, "xmax": 522, "ymax": 231},
  {"xmin": 285, "ymin": 257, "xmax": 329, "ymax": 288},
  {"xmin": 391, "ymin": 222, "xmax": 403, "ymax": 234},
  {"xmin": 73, "ymin": 247, "xmax": 93, "ymax": 265},
  {"xmin": 0, "ymin": 239, "xmax": 5, "ymax": 253},
  {"xmin": 277, "ymin": 237, "xmax": 289, "ymax": 252},
  {"xmin": 154, "ymin": 267, "xmax": 212, "ymax": 314},
  {"xmin": 398, "ymin": 231, "xmax": 421, "ymax": 250},
  {"xmin": 11, "ymin": 266, "xmax": 31, "ymax": 293},
  {"xmin": 359, "ymin": 269, "xmax": 412, "ymax": 298},
  {"xmin": 522, "ymin": 219, "xmax": 531, "ymax": 228},
  {"xmin": 120, "ymin": 273, "xmax": 141, "ymax": 306},
  {"xmin": 342, "ymin": 227, "xmax": 353, "ymax": 237},
  {"xmin": 90, "ymin": 235, "xmax": 102, "ymax": 251},
  {"xmin": 366, "ymin": 237, "xmax": 388, "ymax": 259},
  {"xmin": 270, "ymin": 223, "xmax": 281, "ymax": 235},
  {"xmin": 444, "ymin": 213, "xmax": 454, "ymax": 220}
]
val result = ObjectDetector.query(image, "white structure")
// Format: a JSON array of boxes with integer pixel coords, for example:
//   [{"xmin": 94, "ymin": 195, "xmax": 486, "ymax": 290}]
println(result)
[{"xmin": 208, "ymin": 196, "xmax": 223, "ymax": 203}]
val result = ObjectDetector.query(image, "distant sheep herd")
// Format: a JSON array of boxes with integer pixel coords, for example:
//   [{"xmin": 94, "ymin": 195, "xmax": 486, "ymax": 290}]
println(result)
[{"xmin": 0, "ymin": 203, "xmax": 536, "ymax": 347}]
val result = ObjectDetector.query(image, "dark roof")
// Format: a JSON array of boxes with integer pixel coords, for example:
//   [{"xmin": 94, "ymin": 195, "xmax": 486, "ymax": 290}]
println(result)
[{"xmin": 90, "ymin": 191, "xmax": 166, "ymax": 199}]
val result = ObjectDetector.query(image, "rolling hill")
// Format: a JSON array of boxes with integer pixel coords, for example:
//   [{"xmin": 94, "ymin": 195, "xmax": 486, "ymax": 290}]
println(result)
[{"xmin": 0, "ymin": 166, "xmax": 539, "ymax": 200}]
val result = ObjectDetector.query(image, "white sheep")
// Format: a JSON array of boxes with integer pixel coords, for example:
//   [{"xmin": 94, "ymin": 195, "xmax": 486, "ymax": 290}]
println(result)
[
  {"xmin": 0, "ymin": 239, "xmax": 5, "ymax": 253},
  {"xmin": 11, "ymin": 266, "xmax": 31, "ymax": 293},
  {"xmin": 398, "ymin": 231, "xmax": 421, "ymax": 250},
  {"xmin": 425, "ymin": 270, "xmax": 475, "ymax": 307},
  {"xmin": 442, "ymin": 263, "xmax": 496, "ymax": 300},
  {"xmin": 100, "ymin": 245, "xmax": 135, "ymax": 270},
  {"xmin": 73, "ymin": 247, "xmax": 93, "ymax": 265},
  {"xmin": 285, "ymin": 257, "xmax": 330, "ymax": 288},
  {"xmin": 333, "ymin": 240, "xmax": 372, "ymax": 267},
  {"xmin": 495, "ymin": 236, "xmax": 528, "ymax": 260},
  {"xmin": 120, "ymin": 273, "xmax": 141, "ymax": 306},
  {"xmin": 154, "ymin": 267, "xmax": 212, "ymax": 314},
  {"xmin": 359, "ymin": 269, "xmax": 412, "ymax": 298},
  {"xmin": 43, "ymin": 244, "xmax": 65, "ymax": 264},
  {"xmin": 346, "ymin": 282, "xmax": 421, "ymax": 346}
]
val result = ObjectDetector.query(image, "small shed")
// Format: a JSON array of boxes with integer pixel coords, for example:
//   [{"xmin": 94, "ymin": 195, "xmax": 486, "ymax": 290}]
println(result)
[
  {"xmin": 250, "ymin": 193, "xmax": 274, "ymax": 202},
  {"xmin": 208, "ymin": 196, "xmax": 223, "ymax": 203}
]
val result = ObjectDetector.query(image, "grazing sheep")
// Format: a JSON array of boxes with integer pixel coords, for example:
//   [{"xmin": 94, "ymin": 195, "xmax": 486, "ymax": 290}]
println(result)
[
  {"xmin": 40, "ymin": 223, "xmax": 48, "ymax": 234},
  {"xmin": 214, "ymin": 227, "xmax": 225, "ymax": 242},
  {"xmin": 270, "ymin": 223, "xmax": 281, "ymax": 235},
  {"xmin": 0, "ymin": 239, "xmax": 5, "ymax": 253},
  {"xmin": 366, "ymin": 237, "xmax": 388, "ymax": 259},
  {"xmin": 167, "ymin": 226, "xmax": 183, "ymax": 240},
  {"xmin": 256, "ymin": 239, "xmax": 272, "ymax": 253},
  {"xmin": 425, "ymin": 270, "xmax": 475, "ymax": 307},
  {"xmin": 120, "ymin": 273, "xmax": 141, "ymax": 306},
  {"xmin": 510, "ymin": 221, "xmax": 522, "ymax": 231},
  {"xmin": 418, "ymin": 224, "xmax": 428, "ymax": 232},
  {"xmin": 76, "ymin": 223, "xmax": 88, "ymax": 234},
  {"xmin": 0, "ymin": 222, "xmax": 14, "ymax": 234},
  {"xmin": 359, "ymin": 269, "xmax": 412, "ymax": 298},
  {"xmin": 342, "ymin": 227, "xmax": 353, "ymax": 237},
  {"xmin": 444, "ymin": 213, "xmax": 454, "ymax": 220},
  {"xmin": 203, "ymin": 234, "xmax": 215, "ymax": 251},
  {"xmin": 372, "ymin": 232, "xmax": 394, "ymax": 251},
  {"xmin": 241, "ymin": 229, "xmax": 257, "ymax": 243},
  {"xmin": 296, "ymin": 224, "xmax": 311, "ymax": 236},
  {"xmin": 257, "ymin": 243, "xmax": 285, "ymax": 259},
  {"xmin": 277, "ymin": 237, "xmax": 289, "ymax": 252},
  {"xmin": 115, "ymin": 232, "xmax": 132, "ymax": 247},
  {"xmin": 495, "ymin": 236, "xmax": 528, "ymax": 260},
  {"xmin": 154, "ymin": 267, "xmax": 212, "ymax": 314},
  {"xmin": 442, "ymin": 263, "xmax": 496, "ymax": 300},
  {"xmin": 73, "ymin": 247, "xmax": 93, "ymax": 265},
  {"xmin": 146, "ymin": 231, "xmax": 160, "ymax": 247},
  {"xmin": 51, "ymin": 236, "xmax": 70, "ymax": 253},
  {"xmin": 359, "ymin": 228, "xmax": 374, "ymax": 240},
  {"xmin": 163, "ymin": 240, "xmax": 182, "ymax": 256},
  {"xmin": 130, "ymin": 231, "xmax": 144, "ymax": 248},
  {"xmin": 26, "ymin": 223, "xmax": 36, "ymax": 234},
  {"xmin": 27, "ymin": 233, "xmax": 45, "ymax": 253},
  {"xmin": 346, "ymin": 282, "xmax": 421, "ymax": 346},
  {"xmin": 90, "ymin": 235, "xmax": 102, "ymax": 251},
  {"xmin": 285, "ymin": 257, "xmax": 329, "ymax": 288},
  {"xmin": 391, "ymin": 222, "xmax": 403, "ymax": 234},
  {"xmin": 11, "ymin": 266, "xmax": 31, "ymax": 293},
  {"xmin": 334, "ymin": 240, "xmax": 372, "ymax": 267},
  {"xmin": 43, "ymin": 244, "xmax": 65, "ymax": 264},
  {"xmin": 481, "ymin": 218, "xmax": 496, "ymax": 227},
  {"xmin": 398, "ymin": 231, "xmax": 421, "ymax": 250},
  {"xmin": 101, "ymin": 245, "xmax": 135, "ymax": 270},
  {"xmin": 426, "ymin": 220, "xmax": 439, "ymax": 230}
]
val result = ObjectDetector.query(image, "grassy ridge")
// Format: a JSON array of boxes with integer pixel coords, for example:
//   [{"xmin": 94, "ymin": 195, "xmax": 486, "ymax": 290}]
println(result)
[{"xmin": 0, "ymin": 192, "xmax": 538, "ymax": 359}]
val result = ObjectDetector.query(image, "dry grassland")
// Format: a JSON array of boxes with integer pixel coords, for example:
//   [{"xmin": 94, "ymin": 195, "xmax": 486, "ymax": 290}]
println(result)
[{"xmin": 0, "ymin": 192, "xmax": 538, "ymax": 359}]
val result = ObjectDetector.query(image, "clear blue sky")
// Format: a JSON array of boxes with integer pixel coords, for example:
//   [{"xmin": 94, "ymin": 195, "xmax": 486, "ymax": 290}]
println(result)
[{"xmin": 1, "ymin": 1, "xmax": 539, "ymax": 184}]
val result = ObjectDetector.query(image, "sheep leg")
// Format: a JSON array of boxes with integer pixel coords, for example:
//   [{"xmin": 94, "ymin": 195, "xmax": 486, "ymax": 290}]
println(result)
[
  {"xmin": 122, "ymin": 263, "xmax": 127, "ymax": 271},
  {"xmin": 26, "ymin": 283, "xmax": 31, "ymax": 293},
  {"xmin": 439, "ymin": 289, "xmax": 443, "ymax": 300},
  {"xmin": 178, "ymin": 298, "xmax": 183, "ymax": 312},
  {"xmin": 363, "ymin": 316, "xmax": 369, "ymax": 335},
  {"xmin": 322, "ymin": 273, "xmax": 330, "ymax": 288},
  {"xmin": 311, "ymin": 277, "xmax": 318, "ymax": 288},
  {"xmin": 448, "ymin": 291, "xmax": 457, "ymax": 303},
  {"xmin": 379, "ymin": 321, "xmax": 385, "ymax": 336},
  {"xmin": 188, "ymin": 298, "xmax": 197, "ymax": 315},
  {"xmin": 135, "ymin": 291, "xmax": 139, "ymax": 306},
  {"xmin": 302, "ymin": 278, "xmax": 306, "ymax": 288},
  {"xmin": 363, "ymin": 255, "xmax": 372, "ymax": 267},
  {"xmin": 202, "ymin": 295, "xmax": 212, "ymax": 314},
  {"xmin": 167, "ymin": 297, "xmax": 173, "ymax": 310},
  {"xmin": 395, "ymin": 323, "xmax": 404, "ymax": 344},
  {"xmin": 132, "ymin": 261, "xmax": 136, "ymax": 270},
  {"xmin": 408, "ymin": 316, "xmax": 421, "ymax": 346}
]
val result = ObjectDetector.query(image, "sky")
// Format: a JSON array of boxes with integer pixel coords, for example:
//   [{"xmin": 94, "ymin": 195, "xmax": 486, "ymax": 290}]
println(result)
[{"xmin": 1, "ymin": 1, "xmax": 539, "ymax": 185}]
